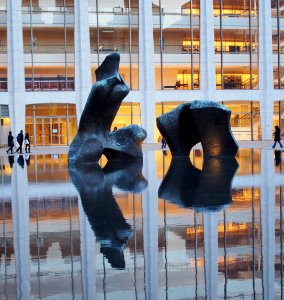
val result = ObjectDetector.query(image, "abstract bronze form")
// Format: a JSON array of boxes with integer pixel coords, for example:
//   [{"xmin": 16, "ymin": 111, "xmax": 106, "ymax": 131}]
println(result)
[
  {"xmin": 69, "ymin": 160, "xmax": 147, "ymax": 269},
  {"xmin": 156, "ymin": 100, "xmax": 238, "ymax": 158},
  {"xmin": 158, "ymin": 156, "xmax": 238, "ymax": 212},
  {"xmin": 68, "ymin": 52, "xmax": 147, "ymax": 165}
]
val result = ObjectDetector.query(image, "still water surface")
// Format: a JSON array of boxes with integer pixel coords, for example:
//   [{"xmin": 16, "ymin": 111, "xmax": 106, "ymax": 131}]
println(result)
[{"xmin": 0, "ymin": 148, "xmax": 283, "ymax": 299}]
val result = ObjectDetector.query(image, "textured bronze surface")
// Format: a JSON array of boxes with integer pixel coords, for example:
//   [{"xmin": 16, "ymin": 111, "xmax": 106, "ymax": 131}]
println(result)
[{"xmin": 68, "ymin": 52, "xmax": 146, "ymax": 165}]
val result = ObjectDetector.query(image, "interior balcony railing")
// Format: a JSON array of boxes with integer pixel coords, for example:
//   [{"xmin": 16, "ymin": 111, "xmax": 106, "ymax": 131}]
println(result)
[
  {"xmin": 24, "ymin": 44, "xmax": 74, "ymax": 54},
  {"xmin": 88, "ymin": 6, "xmax": 139, "ymax": 14},
  {"xmin": 216, "ymin": 75, "xmax": 258, "ymax": 90},
  {"xmin": 154, "ymin": 44, "xmax": 200, "ymax": 54},
  {"xmin": 215, "ymin": 45, "xmax": 258, "ymax": 54},
  {"xmin": 93, "ymin": 45, "xmax": 139, "ymax": 54},
  {"xmin": 213, "ymin": 9, "xmax": 258, "ymax": 17},
  {"xmin": 25, "ymin": 77, "xmax": 74, "ymax": 91},
  {"xmin": 21, "ymin": 5, "xmax": 74, "ymax": 13},
  {"xmin": 0, "ymin": 45, "xmax": 7, "ymax": 53},
  {"xmin": 242, "ymin": 75, "xmax": 258, "ymax": 90},
  {"xmin": 0, "ymin": 79, "xmax": 7, "ymax": 92}
]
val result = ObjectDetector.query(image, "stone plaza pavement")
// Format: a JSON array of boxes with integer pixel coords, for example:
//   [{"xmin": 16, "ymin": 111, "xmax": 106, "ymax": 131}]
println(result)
[{"xmin": 0, "ymin": 140, "xmax": 281, "ymax": 156}]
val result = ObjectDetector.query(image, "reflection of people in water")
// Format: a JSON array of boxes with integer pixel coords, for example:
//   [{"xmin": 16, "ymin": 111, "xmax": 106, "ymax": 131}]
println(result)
[
  {"xmin": 161, "ymin": 137, "xmax": 167, "ymax": 149},
  {"xmin": 17, "ymin": 155, "xmax": 25, "ymax": 168},
  {"xmin": 274, "ymin": 150, "xmax": 282, "ymax": 166},
  {"xmin": 24, "ymin": 154, "xmax": 30, "ymax": 166},
  {"xmin": 8, "ymin": 155, "xmax": 14, "ymax": 168}
]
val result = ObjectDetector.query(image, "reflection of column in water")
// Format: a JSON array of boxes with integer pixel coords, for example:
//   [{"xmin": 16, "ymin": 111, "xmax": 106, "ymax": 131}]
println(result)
[
  {"xmin": 252, "ymin": 187, "xmax": 256, "ymax": 298},
  {"xmin": 103, "ymin": 256, "xmax": 106, "ymax": 300},
  {"xmin": 12, "ymin": 159, "xmax": 30, "ymax": 299},
  {"xmin": 260, "ymin": 151, "xmax": 275, "ymax": 299},
  {"xmin": 194, "ymin": 212, "xmax": 198, "ymax": 299},
  {"xmin": 280, "ymin": 186, "xmax": 283, "ymax": 299},
  {"xmin": 203, "ymin": 212, "xmax": 218, "ymax": 300},
  {"xmin": 78, "ymin": 202, "xmax": 96, "ymax": 300},
  {"xmin": 223, "ymin": 210, "xmax": 227, "ymax": 299},
  {"xmin": 133, "ymin": 195, "xmax": 138, "ymax": 300},
  {"xmin": 69, "ymin": 197, "xmax": 75, "ymax": 299},
  {"xmin": 142, "ymin": 152, "xmax": 158, "ymax": 300},
  {"xmin": 36, "ymin": 196, "xmax": 41, "ymax": 299},
  {"xmin": 1, "ymin": 196, "xmax": 8, "ymax": 298},
  {"xmin": 163, "ymin": 196, "xmax": 168, "ymax": 300}
]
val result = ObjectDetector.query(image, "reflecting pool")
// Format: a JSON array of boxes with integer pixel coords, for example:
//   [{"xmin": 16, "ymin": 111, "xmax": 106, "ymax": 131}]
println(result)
[{"xmin": 0, "ymin": 148, "xmax": 283, "ymax": 299}]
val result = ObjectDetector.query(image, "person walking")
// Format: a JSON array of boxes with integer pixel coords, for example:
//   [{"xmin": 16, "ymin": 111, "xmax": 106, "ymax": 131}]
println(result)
[
  {"xmin": 6, "ymin": 131, "xmax": 14, "ymax": 154},
  {"xmin": 24, "ymin": 132, "xmax": 31, "ymax": 153},
  {"xmin": 272, "ymin": 125, "xmax": 283, "ymax": 148},
  {"xmin": 16, "ymin": 130, "xmax": 24, "ymax": 154}
]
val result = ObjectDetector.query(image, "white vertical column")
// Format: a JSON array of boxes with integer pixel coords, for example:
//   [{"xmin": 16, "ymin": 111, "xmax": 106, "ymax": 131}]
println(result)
[
  {"xmin": 12, "ymin": 160, "xmax": 30, "ymax": 299},
  {"xmin": 258, "ymin": 0, "xmax": 274, "ymax": 140},
  {"xmin": 78, "ymin": 200, "xmax": 96, "ymax": 300},
  {"xmin": 74, "ymin": 0, "xmax": 92, "ymax": 122},
  {"xmin": 139, "ymin": 0, "xmax": 156, "ymax": 143},
  {"xmin": 200, "ymin": 0, "xmax": 216, "ymax": 98},
  {"xmin": 260, "ymin": 150, "xmax": 275, "ymax": 300},
  {"xmin": 142, "ymin": 152, "xmax": 158, "ymax": 299},
  {"xmin": 7, "ymin": 0, "xmax": 26, "ymax": 134},
  {"xmin": 203, "ymin": 212, "xmax": 218, "ymax": 300}
]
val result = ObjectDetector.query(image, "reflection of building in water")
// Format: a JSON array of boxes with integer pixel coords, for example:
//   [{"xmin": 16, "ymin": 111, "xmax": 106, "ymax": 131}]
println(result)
[{"xmin": 1, "ymin": 150, "xmax": 284, "ymax": 298}]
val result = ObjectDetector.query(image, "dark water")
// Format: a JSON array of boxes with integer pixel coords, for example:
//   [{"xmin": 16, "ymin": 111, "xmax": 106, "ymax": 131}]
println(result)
[{"xmin": 0, "ymin": 149, "xmax": 283, "ymax": 299}]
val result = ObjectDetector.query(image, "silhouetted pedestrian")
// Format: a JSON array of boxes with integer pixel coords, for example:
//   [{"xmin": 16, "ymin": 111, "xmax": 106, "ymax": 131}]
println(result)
[
  {"xmin": 16, "ymin": 130, "xmax": 24, "ymax": 154},
  {"xmin": 161, "ymin": 137, "xmax": 167, "ymax": 149},
  {"xmin": 24, "ymin": 132, "xmax": 31, "ymax": 153},
  {"xmin": 6, "ymin": 131, "xmax": 14, "ymax": 154},
  {"xmin": 272, "ymin": 126, "xmax": 283, "ymax": 148}
]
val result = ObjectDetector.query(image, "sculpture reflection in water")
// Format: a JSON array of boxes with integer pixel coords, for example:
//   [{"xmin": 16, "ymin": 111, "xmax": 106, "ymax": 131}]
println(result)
[
  {"xmin": 159, "ymin": 156, "xmax": 239, "ymax": 211},
  {"xmin": 69, "ymin": 161, "xmax": 147, "ymax": 269}
]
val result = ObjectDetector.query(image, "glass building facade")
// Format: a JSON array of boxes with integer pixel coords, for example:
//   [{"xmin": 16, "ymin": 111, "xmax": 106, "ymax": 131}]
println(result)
[{"xmin": 0, "ymin": 0, "xmax": 283, "ymax": 146}]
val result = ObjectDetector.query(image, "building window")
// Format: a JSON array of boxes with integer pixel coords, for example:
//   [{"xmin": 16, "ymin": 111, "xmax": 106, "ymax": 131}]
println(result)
[
  {"xmin": 214, "ymin": 0, "xmax": 259, "ymax": 90},
  {"xmin": 89, "ymin": 0, "xmax": 139, "ymax": 90},
  {"xmin": 154, "ymin": 1, "xmax": 200, "ymax": 90},
  {"xmin": 22, "ymin": 1, "xmax": 75, "ymax": 91},
  {"xmin": 223, "ymin": 101, "xmax": 260, "ymax": 140},
  {"xmin": 25, "ymin": 104, "xmax": 77, "ymax": 146}
]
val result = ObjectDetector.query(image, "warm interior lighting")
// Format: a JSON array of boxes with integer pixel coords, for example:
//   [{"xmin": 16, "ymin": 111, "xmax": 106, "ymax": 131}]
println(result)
[
  {"xmin": 213, "ymin": 9, "xmax": 257, "ymax": 16},
  {"xmin": 186, "ymin": 222, "xmax": 258, "ymax": 235},
  {"xmin": 3, "ymin": 117, "xmax": 10, "ymax": 126}
]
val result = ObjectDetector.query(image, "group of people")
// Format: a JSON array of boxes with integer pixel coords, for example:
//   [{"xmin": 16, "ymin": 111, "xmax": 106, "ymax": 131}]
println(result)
[{"xmin": 6, "ymin": 130, "xmax": 31, "ymax": 154}]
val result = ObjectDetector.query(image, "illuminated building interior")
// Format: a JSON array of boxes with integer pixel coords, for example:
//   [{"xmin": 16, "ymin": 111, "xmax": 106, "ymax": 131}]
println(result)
[{"xmin": 0, "ymin": 0, "xmax": 283, "ymax": 146}]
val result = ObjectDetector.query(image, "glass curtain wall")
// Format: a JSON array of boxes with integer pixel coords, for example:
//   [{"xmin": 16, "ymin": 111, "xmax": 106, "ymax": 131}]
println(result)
[
  {"xmin": 153, "ymin": 1, "xmax": 200, "ymax": 90},
  {"xmin": 272, "ymin": 0, "xmax": 284, "ymax": 89},
  {"xmin": 22, "ymin": 0, "xmax": 75, "ymax": 91},
  {"xmin": 0, "ymin": 0, "xmax": 7, "ymax": 92},
  {"xmin": 25, "ymin": 104, "xmax": 77, "ymax": 147},
  {"xmin": 214, "ymin": 0, "xmax": 258, "ymax": 90},
  {"xmin": 223, "ymin": 101, "xmax": 260, "ymax": 140},
  {"xmin": 88, "ymin": 0, "xmax": 139, "ymax": 90},
  {"xmin": 111, "ymin": 102, "xmax": 141, "ymax": 131},
  {"xmin": 273, "ymin": 101, "xmax": 284, "ymax": 138}
]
